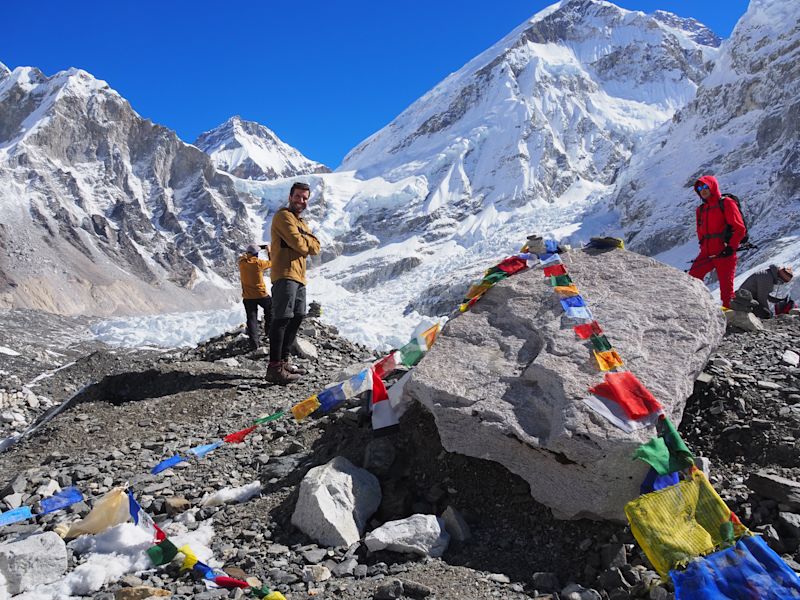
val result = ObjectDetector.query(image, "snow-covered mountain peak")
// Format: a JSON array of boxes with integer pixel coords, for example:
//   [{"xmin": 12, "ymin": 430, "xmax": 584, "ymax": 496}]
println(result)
[
  {"xmin": 651, "ymin": 10, "xmax": 722, "ymax": 48},
  {"xmin": 195, "ymin": 115, "xmax": 330, "ymax": 181},
  {"xmin": 0, "ymin": 62, "xmax": 9, "ymax": 79}
]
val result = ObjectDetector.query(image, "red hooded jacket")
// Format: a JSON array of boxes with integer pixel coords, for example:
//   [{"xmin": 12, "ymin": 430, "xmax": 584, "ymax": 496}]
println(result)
[{"xmin": 694, "ymin": 175, "xmax": 746, "ymax": 256}]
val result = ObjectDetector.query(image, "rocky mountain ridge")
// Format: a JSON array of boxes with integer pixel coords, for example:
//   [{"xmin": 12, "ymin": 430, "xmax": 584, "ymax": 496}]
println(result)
[
  {"xmin": 607, "ymin": 0, "xmax": 800, "ymax": 286},
  {"xmin": 0, "ymin": 64, "xmax": 254, "ymax": 316}
]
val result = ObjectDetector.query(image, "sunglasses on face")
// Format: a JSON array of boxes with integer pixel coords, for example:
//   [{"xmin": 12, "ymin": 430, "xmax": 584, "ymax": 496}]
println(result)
[{"xmin": 696, "ymin": 184, "xmax": 709, "ymax": 192}]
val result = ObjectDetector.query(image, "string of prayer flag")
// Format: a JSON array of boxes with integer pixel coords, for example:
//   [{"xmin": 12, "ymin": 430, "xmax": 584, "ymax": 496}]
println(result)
[
  {"xmin": 0, "ymin": 506, "xmax": 32, "ymax": 527},
  {"xmin": 147, "ymin": 539, "xmax": 179, "ymax": 566},
  {"xmin": 589, "ymin": 334, "xmax": 613, "ymax": 352},
  {"xmin": 574, "ymin": 321, "xmax": 603, "ymax": 339},
  {"xmin": 190, "ymin": 441, "xmax": 224, "ymax": 458},
  {"xmin": 254, "ymin": 410, "xmax": 285, "ymax": 425},
  {"xmin": 223, "ymin": 425, "xmax": 258, "ymax": 444},
  {"xmin": 593, "ymin": 349, "xmax": 624, "ymax": 371},
  {"xmin": 560, "ymin": 295, "xmax": 587, "ymax": 310},
  {"xmin": 151, "ymin": 455, "xmax": 185, "ymax": 474},
  {"xmin": 317, "ymin": 384, "xmax": 347, "ymax": 413},
  {"xmin": 554, "ymin": 284, "xmax": 580, "ymax": 297},
  {"xmin": 128, "ymin": 490, "xmax": 166, "ymax": 542},
  {"xmin": 291, "ymin": 395, "xmax": 320, "ymax": 421},
  {"xmin": 550, "ymin": 274, "xmax": 573, "ymax": 287},
  {"xmin": 543, "ymin": 263, "xmax": 567, "ymax": 277},
  {"xmin": 590, "ymin": 371, "xmax": 661, "ymax": 418},
  {"xmin": 566, "ymin": 306, "xmax": 593, "ymax": 320},
  {"xmin": 39, "ymin": 487, "xmax": 83, "ymax": 515}
]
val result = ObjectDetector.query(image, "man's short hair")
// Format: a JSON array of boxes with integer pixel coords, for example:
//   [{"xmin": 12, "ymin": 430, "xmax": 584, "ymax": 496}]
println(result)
[{"xmin": 290, "ymin": 182, "xmax": 311, "ymax": 196}]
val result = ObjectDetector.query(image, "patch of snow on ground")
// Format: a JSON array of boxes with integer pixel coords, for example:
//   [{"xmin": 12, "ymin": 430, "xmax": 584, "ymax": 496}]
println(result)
[
  {"xmin": 0, "ymin": 346, "xmax": 21, "ymax": 357},
  {"xmin": 17, "ymin": 521, "xmax": 217, "ymax": 600}
]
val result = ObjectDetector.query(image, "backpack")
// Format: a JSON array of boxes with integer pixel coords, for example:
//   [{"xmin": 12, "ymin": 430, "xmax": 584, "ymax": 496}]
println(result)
[
  {"xmin": 775, "ymin": 296, "xmax": 795, "ymax": 316},
  {"xmin": 719, "ymin": 193, "xmax": 750, "ymax": 246}
]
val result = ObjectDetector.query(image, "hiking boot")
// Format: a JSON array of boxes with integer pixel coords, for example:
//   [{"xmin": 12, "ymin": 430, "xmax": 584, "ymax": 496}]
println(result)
[
  {"xmin": 283, "ymin": 359, "xmax": 307, "ymax": 375},
  {"xmin": 266, "ymin": 362, "xmax": 300, "ymax": 385}
]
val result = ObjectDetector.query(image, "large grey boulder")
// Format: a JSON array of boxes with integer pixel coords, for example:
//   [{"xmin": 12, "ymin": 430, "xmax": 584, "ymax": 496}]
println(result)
[
  {"xmin": 364, "ymin": 514, "xmax": 450, "ymax": 557},
  {"xmin": 0, "ymin": 531, "xmax": 68, "ymax": 594},
  {"xmin": 406, "ymin": 249, "xmax": 725, "ymax": 520},
  {"xmin": 291, "ymin": 456, "xmax": 381, "ymax": 547}
]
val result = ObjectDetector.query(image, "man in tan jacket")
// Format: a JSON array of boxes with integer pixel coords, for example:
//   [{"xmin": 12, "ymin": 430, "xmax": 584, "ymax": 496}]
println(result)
[
  {"xmin": 238, "ymin": 243, "xmax": 272, "ymax": 351},
  {"xmin": 267, "ymin": 182, "xmax": 321, "ymax": 384}
]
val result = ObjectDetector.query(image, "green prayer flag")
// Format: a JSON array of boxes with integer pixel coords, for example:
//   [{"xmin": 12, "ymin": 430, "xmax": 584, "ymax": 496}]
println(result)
[
  {"xmin": 550, "ymin": 274, "xmax": 573, "ymax": 286},
  {"xmin": 632, "ymin": 418, "xmax": 694, "ymax": 475},
  {"xmin": 661, "ymin": 416, "xmax": 694, "ymax": 470},
  {"xmin": 399, "ymin": 341, "xmax": 425, "ymax": 367},
  {"xmin": 250, "ymin": 585, "xmax": 272, "ymax": 598},
  {"xmin": 147, "ymin": 539, "xmax": 179, "ymax": 566},
  {"xmin": 590, "ymin": 334, "xmax": 613, "ymax": 352},
  {"xmin": 483, "ymin": 272, "xmax": 508, "ymax": 284},
  {"xmin": 254, "ymin": 410, "xmax": 285, "ymax": 425}
]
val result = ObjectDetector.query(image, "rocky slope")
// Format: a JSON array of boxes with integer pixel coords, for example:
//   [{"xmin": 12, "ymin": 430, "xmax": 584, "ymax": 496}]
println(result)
[
  {"xmin": 195, "ymin": 116, "xmax": 330, "ymax": 181},
  {"xmin": 1, "ymin": 304, "xmax": 799, "ymax": 598}
]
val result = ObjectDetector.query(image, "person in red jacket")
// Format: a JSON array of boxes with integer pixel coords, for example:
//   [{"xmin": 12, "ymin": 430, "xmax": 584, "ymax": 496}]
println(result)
[{"xmin": 687, "ymin": 175, "xmax": 746, "ymax": 308}]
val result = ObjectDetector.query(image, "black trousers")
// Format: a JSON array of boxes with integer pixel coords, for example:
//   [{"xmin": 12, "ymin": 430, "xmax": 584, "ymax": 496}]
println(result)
[
  {"xmin": 269, "ymin": 279, "xmax": 306, "ymax": 363},
  {"xmin": 243, "ymin": 297, "xmax": 272, "ymax": 349}
]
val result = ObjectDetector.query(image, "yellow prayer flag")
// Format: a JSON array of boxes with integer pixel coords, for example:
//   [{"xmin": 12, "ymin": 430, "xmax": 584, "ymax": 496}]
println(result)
[
  {"xmin": 465, "ymin": 282, "xmax": 492, "ymax": 299},
  {"xmin": 266, "ymin": 593, "xmax": 287, "ymax": 600},
  {"xmin": 54, "ymin": 487, "xmax": 130, "ymax": 539},
  {"xmin": 594, "ymin": 349, "xmax": 624, "ymax": 371},
  {"xmin": 625, "ymin": 470, "xmax": 749, "ymax": 577},
  {"xmin": 554, "ymin": 284, "xmax": 580, "ymax": 297},
  {"xmin": 178, "ymin": 544, "xmax": 198, "ymax": 569},
  {"xmin": 421, "ymin": 323, "xmax": 441, "ymax": 348},
  {"xmin": 291, "ymin": 395, "xmax": 320, "ymax": 421}
]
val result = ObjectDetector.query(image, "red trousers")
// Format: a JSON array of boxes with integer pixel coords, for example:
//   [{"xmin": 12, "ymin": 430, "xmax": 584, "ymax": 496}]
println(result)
[{"xmin": 688, "ymin": 253, "xmax": 737, "ymax": 308}]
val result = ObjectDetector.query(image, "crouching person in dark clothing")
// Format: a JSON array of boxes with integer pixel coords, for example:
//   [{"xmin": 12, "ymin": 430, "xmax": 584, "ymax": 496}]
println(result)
[
  {"xmin": 266, "ymin": 182, "xmax": 320, "ymax": 385},
  {"xmin": 737, "ymin": 264, "xmax": 793, "ymax": 319}
]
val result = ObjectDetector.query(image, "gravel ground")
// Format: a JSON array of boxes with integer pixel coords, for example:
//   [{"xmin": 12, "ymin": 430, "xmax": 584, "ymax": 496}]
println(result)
[{"xmin": 0, "ymin": 310, "xmax": 798, "ymax": 599}]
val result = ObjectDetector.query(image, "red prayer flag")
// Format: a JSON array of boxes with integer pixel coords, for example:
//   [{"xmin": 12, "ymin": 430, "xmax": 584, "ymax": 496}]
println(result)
[
  {"xmin": 543, "ymin": 264, "xmax": 567, "ymax": 277},
  {"xmin": 496, "ymin": 256, "xmax": 528, "ymax": 275},
  {"xmin": 154, "ymin": 523, "xmax": 167, "ymax": 542},
  {"xmin": 589, "ymin": 371, "xmax": 662, "ymax": 419},
  {"xmin": 373, "ymin": 352, "xmax": 399, "ymax": 380},
  {"xmin": 213, "ymin": 576, "xmax": 250, "ymax": 589},
  {"xmin": 371, "ymin": 368, "xmax": 389, "ymax": 404},
  {"xmin": 223, "ymin": 425, "xmax": 257, "ymax": 444},
  {"xmin": 574, "ymin": 321, "xmax": 603, "ymax": 339}
]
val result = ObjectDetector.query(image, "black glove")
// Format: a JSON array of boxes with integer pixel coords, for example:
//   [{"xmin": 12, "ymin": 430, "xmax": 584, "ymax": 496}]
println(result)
[{"xmin": 719, "ymin": 246, "xmax": 734, "ymax": 257}]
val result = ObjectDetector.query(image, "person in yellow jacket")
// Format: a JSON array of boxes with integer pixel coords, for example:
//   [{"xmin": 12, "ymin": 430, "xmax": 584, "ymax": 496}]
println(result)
[
  {"xmin": 239, "ymin": 243, "xmax": 272, "ymax": 351},
  {"xmin": 266, "ymin": 182, "xmax": 321, "ymax": 385}
]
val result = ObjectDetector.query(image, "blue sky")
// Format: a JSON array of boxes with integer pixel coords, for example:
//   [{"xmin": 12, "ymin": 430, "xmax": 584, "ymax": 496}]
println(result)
[{"xmin": 2, "ymin": 0, "xmax": 748, "ymax": 168}]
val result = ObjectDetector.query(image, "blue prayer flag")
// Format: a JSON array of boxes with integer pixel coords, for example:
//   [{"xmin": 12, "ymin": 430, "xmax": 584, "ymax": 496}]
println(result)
[
  {"xmin": 189, "ymin": 441, "xmax": 223, "ymax": 458},
  {"xmin": 0, "ymin": 506, "xmax": 32, "ymax": 526},
  {"xmin": 545, "ymin": 239, "xmax": 559, "ymax": 253},
  {"xmin": 671, "ymin": 535, "xmax": 800, "ymax": 599},
  {"xmin": 193, "ymin": 560, "xmax": 216, "ymax": 580},
  {"xmin": 566, "ymin": 306, "xmax": 593, "ymax": 320},
  {"xmin": 640, "ymin": 469, "xmax": 680, "ymax": 495},
  {"xmin": 39, "ymin": 487, "xmax": 83, "ymax": 515},
  {"xmin": 318, "ymin": 384, "xmax": 347, "ymax": 413},
  {"xmin": 151, "ymin": 455, "xmax": 185, "ymax": 475},
  {"xmin": 560, "ymin": 295, "xmax": 587, "ymax": 310}
]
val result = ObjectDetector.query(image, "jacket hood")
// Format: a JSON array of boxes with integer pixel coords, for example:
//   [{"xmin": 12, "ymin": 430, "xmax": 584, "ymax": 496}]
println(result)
[
  {"xmin": 769, "ymin": 264, "xmax": 781, "ymax": 282},
  {"xmin": 694, "ymin": 175, "xmax": 721, "ymax": 203}
]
